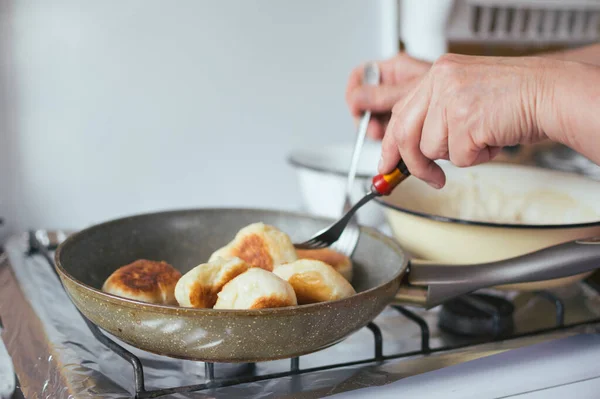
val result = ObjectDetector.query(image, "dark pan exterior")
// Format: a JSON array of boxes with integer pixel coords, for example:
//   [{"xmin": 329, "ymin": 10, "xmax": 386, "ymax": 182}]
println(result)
[{"xmin": 55, "ymin": 208, "xmax": 407, "ymax": 362}]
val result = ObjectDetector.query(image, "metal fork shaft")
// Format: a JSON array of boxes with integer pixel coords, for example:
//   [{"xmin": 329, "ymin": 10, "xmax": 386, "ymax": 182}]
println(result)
[{"xmin": 294, "ymin": 191, "xmax": 379, "ymax": 250}]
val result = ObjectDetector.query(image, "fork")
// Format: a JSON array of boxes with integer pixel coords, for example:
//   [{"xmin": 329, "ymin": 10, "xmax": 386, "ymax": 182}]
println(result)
[
  {"xmin": 329, "ymin": 62, "xmax": 380, "ymax": 257},
  {"xmin": 294, "ymin": 159, "xmax": 410, "ymax": 250}
]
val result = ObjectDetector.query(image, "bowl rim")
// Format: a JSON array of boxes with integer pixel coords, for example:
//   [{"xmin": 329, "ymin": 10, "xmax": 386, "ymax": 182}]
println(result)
[
  {"xmin": 373, "ymin": 162, "xmax": 600, "ymax": 230},
  {"xmin": 286, "ymin": 142, "xmax": 379, "ymax": 179},
  {"xmin": 375, "ymin": 196, "xmax": 600, "ymax": 229},
  {"xmin": 288, "ymin": 155, "xmax": 373, "ymax": 179}
]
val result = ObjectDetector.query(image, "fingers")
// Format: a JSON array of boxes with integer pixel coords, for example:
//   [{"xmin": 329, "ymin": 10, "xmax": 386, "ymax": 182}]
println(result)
[
  {"xmin": 488, "ymin": 146, "xmax": 502, "ymax": 160},
  {"xmin": 447, "ymin": 130, "xmax": 481, "ymax": 167},
  {"xmin": 355, "ymin": 115, "xmax": 390, "ymax": 140},
  {"xmin": 345, "ymin": 64, "xmax": 366, "ymax": 103},
  {"xmin": 420, "ymin": 100, "xmax": 449, "ymax": 161},
  {"xmin": 472, "ymin": 146, "xmax": 502, "ymax": 165},
  {"xmin": 380, "ymin": 81, "xmax": 446, "ymax": 189},
  {"xmin": 365, "ymin": 118, "xmax": 385, "ymax": 140},
  {"xmin": 347, "ymin": 85, "xmax": 413, "ymax": 118},
  {"xmin": 345, "ymin": 54, "xmax": 426, "ymax": 102},
  {"xmin": 390, "ymin": 52, "xmax": 432, "ymax": 79},
  {"xmin": 396, "ymin": 99, "xmax": 446, "ymax": 189},
  {"xmin": 379, "ymin": 117, "xmax": 401, "ymax": 173},
  {"xmin": 362, "ymin": 53, "xmax": 520, "ymax": 190},
  {"xmin": 447, "ymin": 127, "xmax": 503, "ymax": 167},
  {"xmin": 345, "ymin": 54, "xmax": 427, "ymax": 124}
]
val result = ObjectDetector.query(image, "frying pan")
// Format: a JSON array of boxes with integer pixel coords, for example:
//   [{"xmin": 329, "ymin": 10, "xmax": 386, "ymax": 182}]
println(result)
[{"xmin": 55, "ymin": 208, "xmax": 600, "ymax": 362}]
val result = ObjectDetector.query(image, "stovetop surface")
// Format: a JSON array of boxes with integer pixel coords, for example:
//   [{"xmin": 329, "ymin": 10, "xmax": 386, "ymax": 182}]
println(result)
[{"xmin": 2, "ymin": 232, "xmax": 600, "ymax": 398}]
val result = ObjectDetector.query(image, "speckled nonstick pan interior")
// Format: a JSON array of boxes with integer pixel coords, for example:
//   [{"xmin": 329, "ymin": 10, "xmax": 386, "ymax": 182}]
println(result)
[
  {"xmin": 55, "ymin": 208, "xmax": 406, "ymax": 362},
  {"xmin": 55, "ymin": 208, "xmax": 600, "ymax": 362}
]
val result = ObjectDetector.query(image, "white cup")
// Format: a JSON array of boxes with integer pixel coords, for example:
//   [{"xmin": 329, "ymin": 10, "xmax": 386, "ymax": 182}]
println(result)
[{"xmin": 400, "ymin": 0, "xmax": 454, "ymax": 62}]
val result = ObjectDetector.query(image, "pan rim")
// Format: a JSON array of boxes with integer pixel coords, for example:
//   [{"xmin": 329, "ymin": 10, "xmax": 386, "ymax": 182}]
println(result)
[{"xmin": 55, "ymin": 206, "xmax": 408, "ymax": 316}]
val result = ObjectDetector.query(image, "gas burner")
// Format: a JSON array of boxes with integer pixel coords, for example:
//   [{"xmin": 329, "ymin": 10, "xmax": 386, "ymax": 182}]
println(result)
[{"xmin": 438, "ymin": 293, "xmax": 515, "ymax": 337}]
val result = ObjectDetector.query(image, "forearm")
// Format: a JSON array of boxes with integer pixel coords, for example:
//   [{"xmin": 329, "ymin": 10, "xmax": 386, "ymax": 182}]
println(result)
[
  {"xmin": 540, "ymin": 43, "xmax": 600, "ymax": 66},
  {"xmin": 538, "ymin": 60, "xmax": 600, "ymax": 163}
]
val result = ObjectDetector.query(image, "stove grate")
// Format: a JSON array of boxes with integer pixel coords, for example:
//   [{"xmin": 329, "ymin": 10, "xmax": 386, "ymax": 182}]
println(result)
[
  {"xmin": 536, "ymin": 291, "xmax": 565, "ymax": 327},
  {"xmin": 393, "ymin": 305, "xmax": 430, "ymax": 353}
]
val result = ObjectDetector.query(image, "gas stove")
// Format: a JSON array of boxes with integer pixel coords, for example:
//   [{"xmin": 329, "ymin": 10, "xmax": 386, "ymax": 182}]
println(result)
[{"xmin": 2, "ymin": 230, "xmax": 600, "ymax": 398}]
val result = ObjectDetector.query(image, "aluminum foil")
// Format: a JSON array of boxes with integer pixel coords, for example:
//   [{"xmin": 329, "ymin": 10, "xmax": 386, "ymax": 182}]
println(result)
[
  {"xmin": 0, "ymin": 292, "xmax": 15, "ymax": 399},
  {"xmin": 2, "ymin": 232, "xmax": 596, "ymax": 398}
]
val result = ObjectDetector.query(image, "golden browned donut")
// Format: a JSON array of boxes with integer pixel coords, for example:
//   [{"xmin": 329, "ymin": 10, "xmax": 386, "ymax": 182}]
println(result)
[
  {"xmin": 174, "ymin": 257, "xmax": 249, "ymax": 308},
  {"xmin": 295, "ymin": 248, "xmax": 353, "ymax": 282},
  {"xmin": 209, "ymin": 222, "xmax": 297, "ymax": 272},
  {"xmin": 213, "ymin": 268, "xmax": 297, "ymax": 310},
  {"xmin": 273, "ymin": 259, "xmax": 356, "ymax": 305},
  {"xmin": 102, "ymin": 259, "xmax": 182, "ymax": 305}
]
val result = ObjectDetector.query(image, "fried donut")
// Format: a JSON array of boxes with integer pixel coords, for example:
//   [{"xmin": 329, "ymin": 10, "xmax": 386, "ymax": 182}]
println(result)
[
  {"xmin": 102, "ymin": 259, "xmax": 182, "ymax": 305},
  {"xmin": 295, "ymin": 248, "xmax": 353, "ymax": 282},
  {"xmin": 213, "ymin": 268, "xmax": 297, "ymax": 309},
  {"xmin": 272, "ymin": 259, "xmax": 356, "ymax": 305},
  {"xmin": 209, "ymin": 222, "xmax": 297, "ymax": 272},
  {"xmin": 175, "ymin": 257, "xmax": 249, "ymax": 308}
]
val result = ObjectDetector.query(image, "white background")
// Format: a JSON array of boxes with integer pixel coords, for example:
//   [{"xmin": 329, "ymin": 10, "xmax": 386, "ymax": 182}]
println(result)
[{"xmin": 0, "ymin": 0, "xmax": 399, "ymax": 243}]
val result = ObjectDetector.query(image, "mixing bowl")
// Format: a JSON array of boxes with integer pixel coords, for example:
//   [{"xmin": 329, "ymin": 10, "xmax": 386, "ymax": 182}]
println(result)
[
  {"xmin": 374, "ymin": 161, "xmax": 600, "ymax": 291},
  {"xmin": 287, "ymin": 140, "xmax": 385, "ymax": 228}
]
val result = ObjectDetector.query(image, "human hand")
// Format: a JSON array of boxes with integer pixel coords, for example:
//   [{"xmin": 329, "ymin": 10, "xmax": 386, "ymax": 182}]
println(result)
[
  {"xmin": 345, "ymin": 53, "xmax": 430, "ymax": 140},
  {"xmin": 379, "ymin": 54, "xmax": 554, "ymax": 189}
]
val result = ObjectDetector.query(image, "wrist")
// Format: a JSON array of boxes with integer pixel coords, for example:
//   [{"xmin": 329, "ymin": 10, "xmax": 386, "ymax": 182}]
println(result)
[
  {"xmin": 534, "ymin": 59, "xmax": 576, "ymax": 146},
  {"xmin": 535, "ymin": 59, "xmax": 600, "ymax": 162}
]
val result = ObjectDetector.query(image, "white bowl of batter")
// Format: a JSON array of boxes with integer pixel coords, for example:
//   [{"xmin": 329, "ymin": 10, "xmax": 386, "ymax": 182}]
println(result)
[{"xmin": 375, "ymin": 161, "xmax": 600, "ymax": 291}]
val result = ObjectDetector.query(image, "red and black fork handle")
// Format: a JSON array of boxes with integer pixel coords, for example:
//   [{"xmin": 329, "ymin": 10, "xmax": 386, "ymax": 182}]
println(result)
[{"xmin": 371, "ymin": 159, "xmax": 411, "ymax": 196}]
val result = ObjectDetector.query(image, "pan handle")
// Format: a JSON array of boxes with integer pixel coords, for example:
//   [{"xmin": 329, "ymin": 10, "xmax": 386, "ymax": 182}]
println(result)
[{"xmin": 397, "ymin": 237, "xmax": 600, "ymax": 308}]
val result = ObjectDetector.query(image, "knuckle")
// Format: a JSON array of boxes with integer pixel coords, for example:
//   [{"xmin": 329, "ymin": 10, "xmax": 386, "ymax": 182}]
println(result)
[
  {"xmin": 449, "ymin": 98, "xmax": 476, "ymax": 123},
  {"xmin": 471, "ymin": 128, "xmax": 488, "ymax": 150},
  {"xmin": 453, "ymin": 103, "xmax": 471, "ymax": 121},
  {"xmin": 449, "ymin": 152, "xmax": 471, "ymax": 168},
  {"xmin": 432, "ymin": 58, "xmax": 449, "ymax": 72},
  {"xmin": 431, "ymin": 55, "xmax": 464, "ymax": 89},
  {"xmin": 432, "ymin": 54, "xmax": 458, "ymax": 74},
  {"xmin": 394, "ymin": 126, "xmax": 410, "ymax": 147},
  {"xmin": 419, "ymin": 141, "xmax": 440, "ymax": 160}
]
